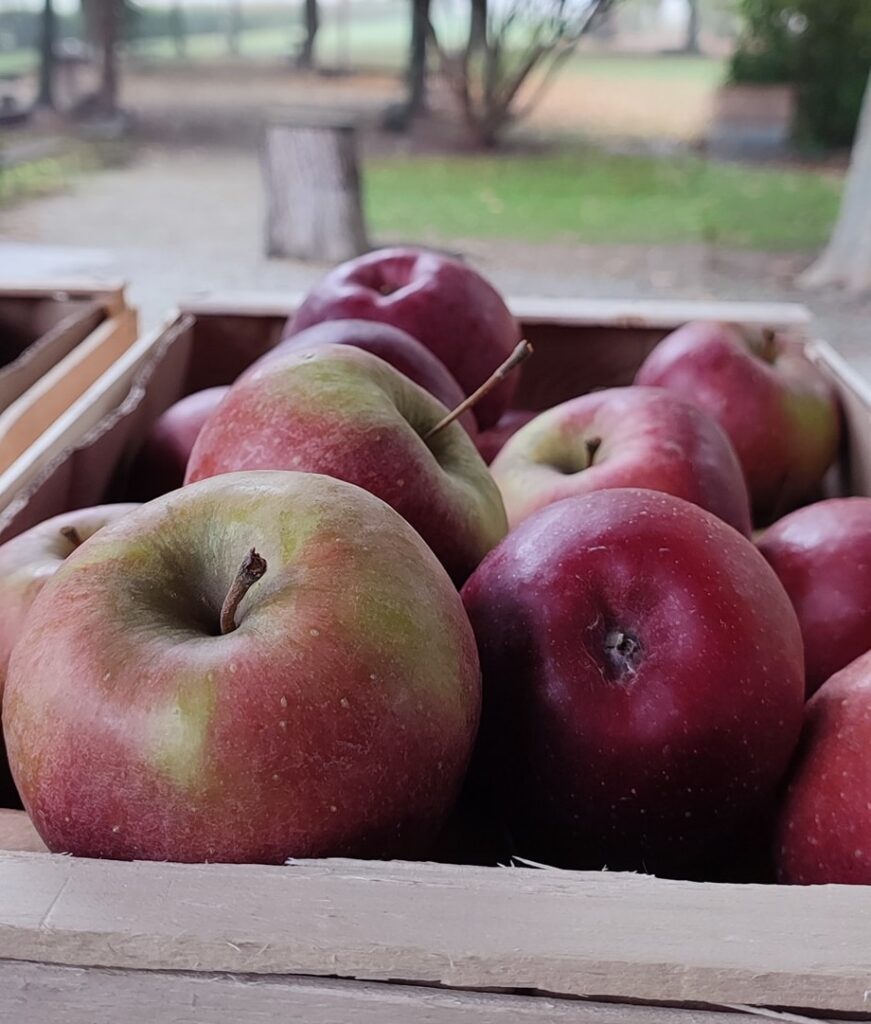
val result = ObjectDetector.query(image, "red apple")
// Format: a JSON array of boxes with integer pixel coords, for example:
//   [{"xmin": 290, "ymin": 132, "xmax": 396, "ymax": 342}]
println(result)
[
  {"xmin": 261, "ymin": 319, "xmax": 476, "ymax": 437},
  {"xmin": 776, "ymin": 650, "xmax": 871, "ymax": 885},
  {"xmin": 758, "ymin": 498, "xmax": 871, "ymax": 696},
  {"xmin": 0, "ymin": 503, "xmax": 138, "ymax": 807},
  {"xmin": 129, "ymin": 387, "xmax": 229, "ymax": 500},
  {"xmin": 4, "ymin": 472, "xmax": 481, "ymax": 863},
  {"xmin": 475, "ymin": 409, "xmax": 537, "ymax": 465},
  {"xmin": 490, "ymin": 387, "xmax": 752, "ymax": 535},
  {"xmin": 461, "ymin": 487, "xmax": 805, "ymax": 873},
  {"xmin": 634, "ymin": 322, "xmax": 840, "ymax": 523},
  {"xmin": 288, "ymin": 247, "xmax": 521, "ymax": 429},
  {"xmin": 185, "ymin": 345, "xmax": 507, "ymax": 584}
]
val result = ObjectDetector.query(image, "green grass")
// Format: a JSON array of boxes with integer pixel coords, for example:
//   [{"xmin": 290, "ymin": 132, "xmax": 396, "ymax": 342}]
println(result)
[{"xmin": 364, "ymin": 149, "xmax": 842, "ymax": 251}]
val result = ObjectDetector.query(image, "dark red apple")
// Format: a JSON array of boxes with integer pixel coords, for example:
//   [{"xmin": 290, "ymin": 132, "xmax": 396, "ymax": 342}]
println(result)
[
  {"xmin": 461, "ymin": 487, "xmax": 805, "ymax": 873},
  {"xmin": 4, "ymin": 471, "xmax": 481, "ymax": 863},
  {"xmin": 475, "ymin": 409, "xmax": 537, "ymax": 465},
  {"xmin": 261, "ymin": 319, "xmax": 476, "ymax": 437},
  {"xmin": 129, "ymin": 387, "xmax": 229, "ymax": 500},
  {"xmin": 635, "ymin": 322, "xmax": 840, "ymax": 523},
  {"xmin": 758, "ymin": 497, "xmax": 871, "ymax": 696},
  {"xmin": 185, "ymin": 345, "xmax": 507, "ymax": 584},
  {"xmin": 288, "ymin": 247, "xmax": 521, "ymax": 429},
  {"xmin": 776, "ymin": 650, "xmax": 871, "ymax": 885},
  {"xmin": 490, "ymin": 387, "xmax": 752, "ymax": 536}
]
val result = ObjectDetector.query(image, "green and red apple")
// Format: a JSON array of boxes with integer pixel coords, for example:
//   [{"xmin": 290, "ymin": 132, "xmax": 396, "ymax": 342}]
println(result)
[{"xmin": 4, "ymin": 472, "xmax": 481, "ymax": 863}]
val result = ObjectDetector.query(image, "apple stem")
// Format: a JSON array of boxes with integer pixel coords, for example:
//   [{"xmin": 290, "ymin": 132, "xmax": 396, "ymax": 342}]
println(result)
[
  {"xmin": 423, "ymin": 340, "xmax": 533, "ymax": 440},
  {"xmin": 220, "ymin": 548, "xmax": 268, "ymax": 635},
  {"xmin": 585, "ymin": 437, "xmax": 602, "ymax": 466},
  {"xmin": 60, "ymin": 525, "xmax": 83, "ymax": 549},
  {"xmin": 759, "ymin": 329, "xmax": 778, "ymax": 364}
]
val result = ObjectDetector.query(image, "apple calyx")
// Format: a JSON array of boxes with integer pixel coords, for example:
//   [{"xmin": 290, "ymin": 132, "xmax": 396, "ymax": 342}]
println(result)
[
  {"xmin": 220, "ymin": 548, "xmax": 268, "ymax": 635},
  {"xmin": 603, "ymin": 629, "xmax": 643, "ymax": 681},
  {"xmin": 585, "ymin": 436, "xmax": 602, "ymax": 466},
  {"xmin": 424, "ymin": 339, "xmax": 533, "ymax": 441},
  {"xmin": 60, "ymin": 526, "xmax": 83, "ymax": 549}
]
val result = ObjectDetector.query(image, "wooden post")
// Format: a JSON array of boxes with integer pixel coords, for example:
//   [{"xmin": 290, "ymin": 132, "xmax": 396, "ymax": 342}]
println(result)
[{"xmin": 261, "ymin": 114, "xmax": 368, "ymax": 262}]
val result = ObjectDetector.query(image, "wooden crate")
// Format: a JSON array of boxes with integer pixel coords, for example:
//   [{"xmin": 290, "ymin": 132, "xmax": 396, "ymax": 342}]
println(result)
[
  {"xmin": 0, "ymin": 294, "xmax": 869, "ymax": 1023},
  {"xmin": 0, "ymin": 282, "xmax": 138, "ymax": 514}
]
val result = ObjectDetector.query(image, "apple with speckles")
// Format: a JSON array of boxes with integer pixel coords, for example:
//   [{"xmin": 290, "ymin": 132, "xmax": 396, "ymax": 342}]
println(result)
[
  {"xmin": 185, "ymin": 345, "xmax": 507, "ymax": 584},
  {"xmin": 461, "ymin": 488, "xmax": 805, "ymax": 873},
  {"xmin": 287, "ymin": 247, "xmax": 521, "ymax": 429},
  {"xmin": 490, "ymin": 387, "xmax": 752, "ymax": 535},
  {"xmin": 776, "ymin": 650, "xmax": 871, "ymax": 885},
  {"xmin": 0, "ymin": 503, "xmax": 138, "ymax": 806},
  {"xmin": 259, "ymin": 319, "xmax": 476, "ymax": 438},
  {"xmin": 3, "ymin": 472, "xmax": 481, "ymax": 863},
  {"xmin": 634, "ymin": 322, "xmax": 840, "ymax": 523}
]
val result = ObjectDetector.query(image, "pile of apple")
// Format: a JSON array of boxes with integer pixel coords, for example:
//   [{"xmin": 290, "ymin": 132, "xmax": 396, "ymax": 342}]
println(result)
[{"xmin": 1, "ymin": 247, "xmax": 869, "ymax": 887}]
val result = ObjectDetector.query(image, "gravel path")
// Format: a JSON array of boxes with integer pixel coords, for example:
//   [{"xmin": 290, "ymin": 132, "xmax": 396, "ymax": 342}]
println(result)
[{"xmin": 1, "ymin": 146, "xmax": 868, "ymax": 380}]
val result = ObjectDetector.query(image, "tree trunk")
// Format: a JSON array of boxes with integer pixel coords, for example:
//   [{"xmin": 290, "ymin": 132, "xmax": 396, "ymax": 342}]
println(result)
[
  {"xmin": 469, "ymin": 0, "xmax": 487, "ymax": 53},
  {"xmin": 96, "ymin": 0, "xmax": 119, "ymax": 113},
  {"xmin": 36, "ymin": 0, "xmax": 56, "ymax": 109},
  {"xmin": 799, "ymin": 71, "xmax": 871, "ymax": 293},
  {"xmin": 297, "ymin": 0, "xmax": 319, "ymax": 68},
  {"xmin": 684, "ymin": 0, "xmax": 700, "ymax": 54},
  {"xmin": 170, "ymin": 0, "xmax": 186, "ymax": 59},
  {"xmin": 407, "ymin": 0, "xmax": 431, "ymax": 117},
  {"xmin": 227, "ymin": 0, "xmax": 242, "ymax": 55}
]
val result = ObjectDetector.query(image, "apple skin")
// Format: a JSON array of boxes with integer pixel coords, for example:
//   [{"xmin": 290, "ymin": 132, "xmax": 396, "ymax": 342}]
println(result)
[
  {"xmin": 461, "ymin": 488, "xmax": 805, "ymax": 873},
  {"xmin": 263, "ymin": 319, "xmax": 476, "ymax": 437},
  {"xmin": 0, "ymin": 503, "xmax": 139, "ymax": 808},
  {"xmin": 475, "ymin": 409, "xmax": 537, "ymax": 465},
  {"xmin": 3, "ymin": 472, "xmax": 481, "ymax": 863},
  {"xmin": 129, "ymin": 387, "xmax": 229, "ymax": 500},
  {"xmin": 490, "ymin": 386, "xmax": 752, "ymax": 536},
  {"xmin": 185, "ymin": 345, "xmax": 508, "ymax": 585},
  {"xmin": 775, "ymin": 650, "xmax": 871, "ymax": 885},
  {"xmin": 288, "ymin": 247, "xmax": 522, "ymax": 429},
  {"xmin": 758, "ymin": 498, "xmax": 871, "ymax": 696},
  {"xmin": 634, "ymin": 322, "xmax": 840, "ymax": 523}
]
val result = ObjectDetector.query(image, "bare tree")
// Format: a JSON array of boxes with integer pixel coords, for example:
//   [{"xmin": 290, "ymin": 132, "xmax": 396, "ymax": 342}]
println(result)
[
  {"xmin": 227, "ymin": 0, "xmax": 243, "ymax": 55},
  {"xmin": 799, "ymin": 71, "xmax": 871, "ymax": 293},
  {"xmin": 432, "ymin": 0, "xmax": 617, "ymax": 147},
  {"xmin": 684, "ymin": 0, "xmax": 700, "ymax": 54},
  {"xmin": 408, "ymin": 0, "xmax": 432, "ymax": 117},
  {"xmin": 95, "ymin": 0, "xmax": 120, "ymax": 112},
  {"xmin": 36, "ymin": 0, "xmax": 57, "ymax": 108},
  {"xmin": 169, "ymin": 0, "xmax": 187, "ymax": 59},
  {"xmin": 297, "ymin": 0, "xmax": 320, "ymax": 68},
  {"xmin": 469, "ymin": 0, "xmax": 487, "ymax": 52}
]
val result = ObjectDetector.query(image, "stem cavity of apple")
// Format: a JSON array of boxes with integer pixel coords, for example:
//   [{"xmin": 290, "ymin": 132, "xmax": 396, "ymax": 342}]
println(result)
[
  {"xmin": 220, "ymin": 548, "xmax": 268, "ymax": 635},
  {"xmin": 60, "ymin": 526, "xmax": 83, "ymax": 549},
  {"xmin": 758, "ymin": 328, "xmax": 778, "ymax": 364},
  {"xmin": 585, "ymin": 436, "xmax": 602, "ymax": 466},
  {"xmin": 424, "ymin": 339, "xmax": 534, "ymax": 441},
  {"xmin": 603, "ymin": 629, "xmax": 643, "ymax": 681}
]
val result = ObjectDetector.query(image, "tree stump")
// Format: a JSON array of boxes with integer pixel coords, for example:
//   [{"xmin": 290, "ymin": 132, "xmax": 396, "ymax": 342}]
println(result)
[{"xmin": 261, "ymin": 114, "xmax": 368, "ymax": 262}]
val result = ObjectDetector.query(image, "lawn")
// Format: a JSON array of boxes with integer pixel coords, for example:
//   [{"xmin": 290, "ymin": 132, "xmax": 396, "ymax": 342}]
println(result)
[{"xmin": 364, "ymin": 149, "xmax": 842, "ymax": 251}]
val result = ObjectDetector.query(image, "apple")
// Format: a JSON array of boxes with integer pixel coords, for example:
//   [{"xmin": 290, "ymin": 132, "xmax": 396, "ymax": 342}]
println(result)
[
  {"xmin": 129, "ymin": 387, "xmax": 229, "ymax": 500},
  {"xmin": 4, "ymin": 471, "xmax": 481, "ymax": 863},
  {"xmin": 758, "ymin": 498, "xmax": 871, "ymax": 696},
  {"xmin": 634, "ymin": 322, "xmax": 840, "ymax": 523},
  {"xmin": 0, "ymin": 503, "xmax": 138, "ymax": 807},
  {"xmin": 775, "ymin": 650, "xmax": 871, "ymax": 885},
  {"xmin": 185, "ymin": 345, "xmax": 508, "ymax": 585},
  {"xmin": 288, "ymin": 247, "xmax": 521, "ymax": 429},
  {"xmin": 461, "ymin": 487, "xmax": 805, "ymax": 873},
  {"xmin": 260, "ymin": 319, "xmax": 476, "ymax": 437},
  {"xmin": 475, "ymin": 409, "xmax": 537, "ymax": 465},
  {"xmin": 490, "ymin": 386, "xmax": 752, "ymax": 536}
]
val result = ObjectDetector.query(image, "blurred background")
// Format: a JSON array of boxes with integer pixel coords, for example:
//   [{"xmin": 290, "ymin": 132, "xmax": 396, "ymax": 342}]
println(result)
[{"xmin": 0, "ymin": 0, "xmax": 869, "ymax": 373}]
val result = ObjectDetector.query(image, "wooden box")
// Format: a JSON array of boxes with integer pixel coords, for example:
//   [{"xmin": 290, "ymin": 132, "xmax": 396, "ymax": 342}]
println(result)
[
  {"xmin": 1, "ymin": 294, "xmax": 869, "ymax": 1023},
  {"xmin": 0, "ymin": 282, "xmax": 138, "ymax": 514}
]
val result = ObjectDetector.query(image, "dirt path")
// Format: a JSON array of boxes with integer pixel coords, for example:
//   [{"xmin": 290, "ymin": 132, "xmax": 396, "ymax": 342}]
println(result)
[{"xmin": 0, "ymin": 146, "xmax": 868, "ymax": 380}]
